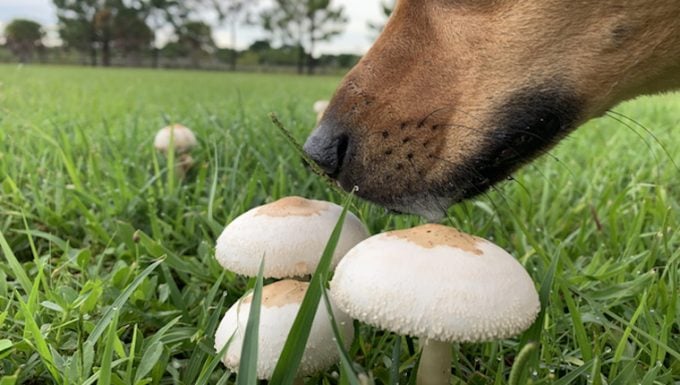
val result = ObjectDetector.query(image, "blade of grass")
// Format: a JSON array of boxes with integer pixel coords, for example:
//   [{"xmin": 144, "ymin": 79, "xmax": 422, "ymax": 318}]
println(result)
[
  {"xmin": 320, "ymin": 281, "xmax": 361, "ymax": 385},
  {"xmin": 560, "ymin": 284, "xmax": 593, "ymax": 361},
  {"xmin": 508, "ymin": 342, "xmax": 537, "ymax": 385},
  {"xmin": 389, "ymin": 336, "xmax": 401, "ymax": 385},
  {"xmin": 99, "ymin": 311, "xmax": 119, "ymax": 385},
  {"xmin": 134, "ymin": 340, "xmax": 163, "ymax": 383},
  {"xmin": 183, "ymin": 275, "xmax": 227, "ymax": 384},
  {"xmin": 84, "ymin": 259, "xmax": 163, "ymax": 348},
  {"xmin": 552, "ymin": 360, "xmax": 595, "ymax": 385},
  {"xmin": 640, "ymin": 361, "xmax": 662, "ymax": 385},
  {"xmin": 125, "ymin": 324, "xmax": 138, "ymax": 384},
  {"xmin": 167, "ymin": 125, "xmax": 176, "ymax": 194},
  {"xmin": 610, "ymin": 289, "xmax": 649, "ymax": 378},
  {"xmin": 0, "ymin": 340, "xmax": 12, "ymax": 353},
  {"xmin": 0, "ymin": 230, "xmax": 32, "ymax": 293},
  {"xmin": 517, "ymin": 249, "xmax": 560, "ymax": 383},
  {"xmin": 207, "ymin": 144, "xmax": 220, "ymax": 221},
  {"xmin": 237, "ymin": 257, "xmax": 265, "ymax": 385},
  {"xmin": 17, "ymin": 294, "xmax": 61, "ymax": 382},
  {"xmin": 520, "ymin": 250, "xmax": 559, "ymax": 347},
  {"xmin": 195, "ymin": 330, "xmax": 237, "ymax": 385},
  {"xmin": 269, "ymin": 195, "xmax": 351, "ymax": 385},
  {"xmin": 268, "ymin": 112, "xmax": 345, "ymax": 195}
]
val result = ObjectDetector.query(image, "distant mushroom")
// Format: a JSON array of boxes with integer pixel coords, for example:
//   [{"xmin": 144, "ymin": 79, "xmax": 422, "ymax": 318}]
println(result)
[
  {"xmin": 153, "ymin": 124, "xmax": 197, "ymax": 175},
  {"xmin": 214, "ymin": 279, "xmax": 354, "ymax": 380},
  {"xmin": 330, "ymin": 224, "xmax": 540, "ymax": 385},
  {"xmin": 313, "ymin": 100, "xmax": 329, "ymax": 124},
  {"xmin": 215, "ymin": 196, "xmax": 369, "ymax": 279}
]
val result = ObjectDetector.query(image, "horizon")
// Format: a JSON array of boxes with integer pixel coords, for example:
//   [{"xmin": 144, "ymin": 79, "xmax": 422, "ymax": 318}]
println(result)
[{"xmin": 0, "ymin": 0, "xmax": 385, "ymax": 55}]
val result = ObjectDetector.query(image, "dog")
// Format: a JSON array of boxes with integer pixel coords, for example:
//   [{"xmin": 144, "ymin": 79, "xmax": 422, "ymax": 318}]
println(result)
[{"xmin": 304, "ymin": 0, "xmax": 680, "ymax": 220}]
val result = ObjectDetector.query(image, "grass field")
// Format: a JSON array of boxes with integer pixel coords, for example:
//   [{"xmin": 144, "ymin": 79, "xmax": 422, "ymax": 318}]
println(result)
[{"xmin": 0, "ymin": 64, "xmax": 678, "ymax": 385}]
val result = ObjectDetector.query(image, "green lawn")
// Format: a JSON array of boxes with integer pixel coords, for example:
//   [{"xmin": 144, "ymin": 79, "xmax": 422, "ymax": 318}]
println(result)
[{"xmin": 0, "ymin": 64, "xmax": 678, "ymax": 384}]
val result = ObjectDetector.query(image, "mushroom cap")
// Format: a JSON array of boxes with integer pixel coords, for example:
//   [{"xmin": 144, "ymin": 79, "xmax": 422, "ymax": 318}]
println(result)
[
  {"xmin": 330, "ymin": 224, "xmax": 540, "ymax": 343},
  {"xmin": 313, "ymin": 100, "xmax": 329, "ymax": 114},
  {"xmin": 313, "ymin": 100, "xmax": 329, "ymax": 124},
  {"xmin": 153, "ymin": 124, "xmax": 197, "ymax": 153},
  {"xmin": 215, "ymin": 196, "xmax": 369, "ymax": 278},
  {"xmin": 214, "ymin": 280, "xmax": 354, "ymax": 379}
]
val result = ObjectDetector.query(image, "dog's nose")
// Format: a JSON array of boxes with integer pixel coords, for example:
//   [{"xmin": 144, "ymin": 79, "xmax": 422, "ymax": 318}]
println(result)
[{"xmin": 303, "ymin": 123, "xmax": 350, "ymax": 177}]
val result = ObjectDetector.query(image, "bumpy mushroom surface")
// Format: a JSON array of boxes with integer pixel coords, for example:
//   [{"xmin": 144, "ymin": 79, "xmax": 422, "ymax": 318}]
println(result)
[
  {"xmin": 330, "ymin": 224, "xmax": 540, "ymax": 343},
  {"xmin": 153, "ymin": 124, "xmax": 197, "ymax": 153},
  {"xmin": 215, "ymin": 196, "xmax": 369, "ymax": 278},
  {"xmin": 214, "ymin": 280, "xmax": 354, "ymax": 379}
]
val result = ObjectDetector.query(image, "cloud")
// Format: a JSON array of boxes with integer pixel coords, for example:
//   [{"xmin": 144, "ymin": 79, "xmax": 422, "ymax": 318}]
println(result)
[{"xmin": 0, "ymin": 0, "xmax": 58, "ymax": 25}]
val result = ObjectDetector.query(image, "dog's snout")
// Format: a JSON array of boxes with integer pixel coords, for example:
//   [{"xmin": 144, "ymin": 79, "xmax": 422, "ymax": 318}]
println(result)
[{"xmin": 303, "ymin": 124, "xmax": 350, "ymax": 178}]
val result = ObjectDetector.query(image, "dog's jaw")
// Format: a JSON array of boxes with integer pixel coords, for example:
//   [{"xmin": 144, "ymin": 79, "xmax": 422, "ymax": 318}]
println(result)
[
  {"xmin": 303, "ymin": 0, "xmax": 680, "ymax": 218},
  {"xmin": 328, "ymin": 85, "xmax": 583, "ymax": 218}
]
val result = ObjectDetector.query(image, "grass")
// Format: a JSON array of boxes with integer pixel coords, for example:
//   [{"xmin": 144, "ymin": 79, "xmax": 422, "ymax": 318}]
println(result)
[{"xmin": 0, "ymin": 64, "xmax": 678, "ymax": 384}]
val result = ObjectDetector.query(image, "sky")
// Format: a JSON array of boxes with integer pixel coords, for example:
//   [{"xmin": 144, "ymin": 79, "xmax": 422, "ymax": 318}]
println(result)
[{"xmin": 0, "ymin": 0, "xmax": 386, "ymax": 55}]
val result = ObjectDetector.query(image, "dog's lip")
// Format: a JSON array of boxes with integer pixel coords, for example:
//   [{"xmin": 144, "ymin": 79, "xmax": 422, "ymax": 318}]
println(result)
[
  {"xmin": 336, "ymin": 177, "xmax": 452, "ymax": 220},
  {"xmin": 335, "ymin": 168, "xmax": 356, "ymax": 192}
]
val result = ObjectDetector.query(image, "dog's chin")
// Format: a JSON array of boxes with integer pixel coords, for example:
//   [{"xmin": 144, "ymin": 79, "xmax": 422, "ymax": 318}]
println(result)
[
  {"xmin": 384, "ymin": 197, "xmax": 453, "ymax": 222},
  {"xmin": 351, "ymin": 187, "xmax": 454, "ymax": 222}
]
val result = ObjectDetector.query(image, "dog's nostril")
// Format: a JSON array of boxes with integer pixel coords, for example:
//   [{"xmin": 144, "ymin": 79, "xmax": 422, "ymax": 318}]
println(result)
[
  {"xmin": 303, "ymin": 128, "xmax": 351, "ymax": 178},
  {"xmin": 335, "ymin": 134, "xmax": 349, "ymax": 174}
]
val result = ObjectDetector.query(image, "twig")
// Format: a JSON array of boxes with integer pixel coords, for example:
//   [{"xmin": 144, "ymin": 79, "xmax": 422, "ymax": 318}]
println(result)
[{"xmin": 268, "ymin": 112, "xmax": 347, "ymax": 196}]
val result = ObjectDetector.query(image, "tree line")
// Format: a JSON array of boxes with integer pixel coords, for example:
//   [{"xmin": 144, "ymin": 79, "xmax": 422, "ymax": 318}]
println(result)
[{"xmin": 1, "ymin": 0, "xmax": 393, "ymax": 73}]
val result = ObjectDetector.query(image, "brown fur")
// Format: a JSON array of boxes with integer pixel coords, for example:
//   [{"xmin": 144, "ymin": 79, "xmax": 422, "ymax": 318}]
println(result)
[{"xmin": 305, "ymin": 0, "xmax": 680, "ymax": 219}]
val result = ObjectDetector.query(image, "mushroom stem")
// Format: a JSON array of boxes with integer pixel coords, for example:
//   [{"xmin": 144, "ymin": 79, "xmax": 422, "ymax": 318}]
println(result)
[
  {"xmin": 176, "ymin": 153, "xmax": 194, "ymax": 178},
  {"xmin": 416, "ymin": 339, "xmax": 451, "ymax": 385}
]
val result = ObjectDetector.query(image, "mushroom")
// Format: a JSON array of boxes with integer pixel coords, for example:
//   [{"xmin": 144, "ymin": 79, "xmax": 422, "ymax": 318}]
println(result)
[
  {"xmin": 153, "ymin": 124, "xmax": 197, "ymax": 175},
  {"xmin": 214, "ymin": 279, "xmax": 354, "ymax": 380},
  {"xmin": 215, "ymin": 196, "xmax": 369, "ymax": 279},
  {"xmin": 154, "ymin": 123, "xmax": 197, "ymax": 154},
  {"xmin": 313, "ymin": 100, "xmax": 329, "ymax": 124},
  {"xmin": 329, "ymin": 224, "xmax": 540, "ymax": 385}
]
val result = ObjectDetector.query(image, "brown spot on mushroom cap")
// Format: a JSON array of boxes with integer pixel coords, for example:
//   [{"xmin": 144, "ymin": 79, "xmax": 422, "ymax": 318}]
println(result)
[
  {"xmin": 242, "ymin": 279, "xmax": 308, "ymax": 307},
  {"xmin": 386, "ymin": 224, "xmax": 483, "ymax": 255},
  {"xmin": 255, "ymin": 196, "xmax": 329, "ymax": 217}
]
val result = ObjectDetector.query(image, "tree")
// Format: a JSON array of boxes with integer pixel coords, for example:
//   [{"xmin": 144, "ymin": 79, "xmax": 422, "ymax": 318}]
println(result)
[
  {"xmin": 248, "ymin": 39, "xmax": 271, "ymax": 54},
  {"xmin": 205, "ymin": 0, "xmax": 258, "ymax": 71},
  {"xmin": 160, "ymin": 41, "xmax": 189, "ymax": 59},
  {"xmin": 122, "ymin": 0, "xmax": 191, "ymax": 67},
  {"xmin": 93, "ymin": 6, "xmax": 114, "ymax": 65},
  {"xmin": 176, "ymin": 21, "xmax": 215, "ymax": 68},
  {"xmin": 53, "ymin": 0, "xmax": 114, "ymax": 66},
  {"xmin": 3, "ymin": 19, "xmax": 44, "ymax": 63},
  {"xmin": 54, "ymin": 0, "xmax": 192, "ymax": 66},
  {"xmin": 111, "ymin": 6, "xmax": 153, "ymax": 64},
  {"xmin": 261, "ymin": 0, "xmax": 347, "ymax": 74}
]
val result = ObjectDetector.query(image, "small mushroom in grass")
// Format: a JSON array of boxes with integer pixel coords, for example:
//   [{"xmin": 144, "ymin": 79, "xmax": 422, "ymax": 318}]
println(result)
[
  {"xmin": 313, "ymin": 100, "xmax": 329, "ymax": 124},
  {"xmin": 154, "ymin": 124, "xmax": 197, "ymax": 153},
  {"xmin": 215, "ymin": 196, "xmax": 369, "ymax": 279},
  {"xmin": 330, "ymin": 224, "xmax": 540, "ymax": 385},
  {"xmin": 153, "ymin": 124, "xmax": 197, "ymax": 176},
  {"xmin": 214, "ymin": 280, "xmax": 354, "ymax": 380}
]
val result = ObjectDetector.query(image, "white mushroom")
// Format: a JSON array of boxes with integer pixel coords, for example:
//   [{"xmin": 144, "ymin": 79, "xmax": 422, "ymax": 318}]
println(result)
[
  {"xmin": 330, "ymin": 224, "xmax": 540, "ymax": 385},
  {"xmin": 215, "ymin": 196, "xmax": 369, "ymax": 279},
  {"xmin": 153, "ymin": 124, "xmax": 197, "ymax": 176},
  {"xmin": 313, "ymin": 100, "xmax": 329, "ymax": 124},
  {"xmin": 214, "ymin": 280, "xmax": 354, "ymax": 380},
  {"xmin": 153, "ymin": 124, "xmax": 197, "ymax": 154}
]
